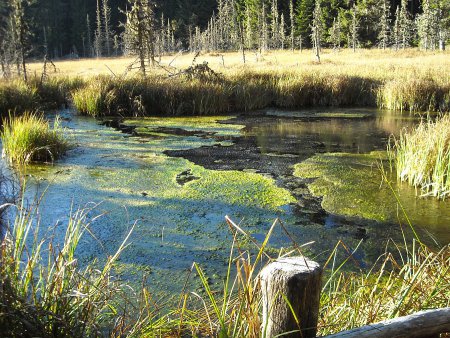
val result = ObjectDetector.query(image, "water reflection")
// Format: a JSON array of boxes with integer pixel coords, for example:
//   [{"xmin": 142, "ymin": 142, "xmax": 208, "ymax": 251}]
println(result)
[{"xmin": 248, "ymin": 110, "xmax": 418, "ymax": 156}]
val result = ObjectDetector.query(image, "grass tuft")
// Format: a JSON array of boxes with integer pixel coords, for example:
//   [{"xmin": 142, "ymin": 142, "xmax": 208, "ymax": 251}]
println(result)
[
  {"xmin": 389, "ymin": 115, "xmax": 450, "ymax": 199},
  {"xmin": 1, "ymin": 112, "xmax": 71, "ymax": 165}
]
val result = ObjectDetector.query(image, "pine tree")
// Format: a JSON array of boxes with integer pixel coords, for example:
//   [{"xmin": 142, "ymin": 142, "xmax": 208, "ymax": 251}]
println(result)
[
  {"xmin": 393, "ymin": 6, "xmax": 401, "ymax": 50},
  {"xmin": 102, "ymin": 0, "xmax": 113, "ymax": 56},
  {"xmin": 311, "ymin": 0, "xmax": 322, "ymax": 62},
  {"xmin": 270, "ymin": 0, "xmax": 279, "ymax": 49},
  {"xmin": 399, "ymin": 0, "xmax": 413, "ymax": 49},
  {"xmin": 289, "ymin": 0, "xmax": 295, "ymax": 50},
  {"xmin": 10, "ymin": 0, "xmax": 29, "ymax": 81},
  {"xmin": 351, "ymin": 3, "xmax": 359, "ymax": 52},
  {"xmin": 280, "ymin": 12, "xmax": 286, "ymax": 49},
  {"xmin": 297, "ymin": 0, "xmax": 315, "ymax": 47},
  {"xmin": 94, "ymin": 0, "xmax": 103, "ymax": 57},
  {"xmin": 123, "ymin": 0, "xmax": 157, "ymax": 75},
  {"xmin": 378, "ymin": 0, "xmax": 390, "ymax": 49},
  {"xmin": 86, "ymin": 14, "xmax": 93, "ymax": 57},
  {"xmin": 330, "ymin": 16, "xmax": 341, "ymax": 50},
  {"xmin": 417, "ymin": 0, "xmax": 439, "ymax": 50}
]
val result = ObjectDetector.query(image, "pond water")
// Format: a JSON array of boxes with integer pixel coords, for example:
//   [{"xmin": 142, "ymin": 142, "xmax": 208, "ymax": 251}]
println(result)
[{"xmin": 18, "ymin": 108, "xmax": 450, "ymax": 295}]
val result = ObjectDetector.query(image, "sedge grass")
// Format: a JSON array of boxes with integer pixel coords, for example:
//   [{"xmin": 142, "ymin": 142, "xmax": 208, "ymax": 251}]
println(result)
[
  {"xmin": 389, "ymin": 115, "xmax": 450, "ymax": 199},
  {"xmin": 0, "ymin": 201, "xmax": 145, "ymax": 337},
  {"xmin": 1, "ymin": 112, "xmax": 71, "ymax": 165},
  {"xmin": 0, "ymin": 200, "xmax": 448, "ymax": 337}
]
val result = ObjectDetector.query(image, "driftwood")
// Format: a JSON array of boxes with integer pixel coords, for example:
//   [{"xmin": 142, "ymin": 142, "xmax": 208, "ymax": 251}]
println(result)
[
  {"xmin": 323, "ymin": 307, "xmax": 450, "ymax": 338},
  {"xmin": 260, "ymin": 256, "xmax": 322, "ymax": 338}
]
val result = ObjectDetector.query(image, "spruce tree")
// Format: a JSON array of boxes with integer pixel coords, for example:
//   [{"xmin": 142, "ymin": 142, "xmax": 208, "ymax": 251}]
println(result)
[
  {"xmin": 351, "ymin": 3, "xmax": 359, "ymax": 52},
  {"xmin": 311, "ymin": 0, "xmax": 322, "ymax": 62},
  {"xmin": 289, "ymin": 0, "xmax": 295, "ymax": 50},
  {"xmin": 102, "ymin": 0, "xmax": 112, "ymax": 56},
  {"xmin": 399, "ymin": 0, "xmax": 413, "ymax": 49},
  {"xmin": 94, "ymin": 0, "xmax": 103, "ymax": 57},
  {"xmin": 378, "ymin": 0, "xmax": 390, "ymax": 49},
  {"xmin": 297, "ymin": 0, "xmax": 315, "ymax": 47}
]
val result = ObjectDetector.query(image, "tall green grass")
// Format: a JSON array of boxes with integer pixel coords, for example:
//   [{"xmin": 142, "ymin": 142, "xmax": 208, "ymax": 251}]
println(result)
[
  {"xmin": 0, "ymin": 202, "xmax": 448, "ymax": 337},
  {"xmin": 1, "ymin": 113, "xmax": 71, "ymax": 165},
  {"xmin": 71, "ymin": 73, "xmax": 382, "ymax": 117},
  {"xmin": 389, "ymin": 115, "xmax": 450, "ymax": 199},
  {"xmin": 0, "ymin": 77, "xmax": 84, "ymax": 118},
  {"xmin": 0, "ymin": 203, "xmax": 143, "ymax": 337},
  {"xmin": 379, "ymin": 78, "xmax": 450, "ymax": 113}
]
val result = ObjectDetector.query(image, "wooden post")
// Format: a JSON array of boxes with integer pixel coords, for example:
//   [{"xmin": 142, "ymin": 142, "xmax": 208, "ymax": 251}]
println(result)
[{"xmin": 260, "ymin": 256, "xmax": 322, "ymax": 338}]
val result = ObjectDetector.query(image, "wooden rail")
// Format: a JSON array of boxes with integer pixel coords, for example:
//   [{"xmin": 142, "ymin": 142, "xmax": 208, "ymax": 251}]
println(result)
[{"xmin": 260, "ymin": 256, "xmax": 450, "ymax": 338}]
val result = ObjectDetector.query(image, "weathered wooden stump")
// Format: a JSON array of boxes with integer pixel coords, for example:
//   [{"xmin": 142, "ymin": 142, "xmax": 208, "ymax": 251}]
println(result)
[{"xmin": 260, "ymin": 256, "xmax": 322, "ymax": 338}]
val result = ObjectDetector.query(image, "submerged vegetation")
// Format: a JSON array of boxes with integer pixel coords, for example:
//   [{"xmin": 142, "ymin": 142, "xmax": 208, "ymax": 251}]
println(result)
[
  {"xmin": 389, "ymin": 115, "xmax": 450, "ymax": 199},
  {"xmin": 1, "ymin": 113, "xmax": 71, "ymax": 165}
]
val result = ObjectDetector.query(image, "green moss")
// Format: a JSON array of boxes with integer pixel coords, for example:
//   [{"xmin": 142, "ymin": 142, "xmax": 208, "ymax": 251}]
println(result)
[
  {"xmin": 25, "ymin": 114, "xmax": 295, "ymax": 295},
  {"xmin": 123, "ymin": 116, "xmax": 245, "ymax": 137},
  {"xmin": 294, "ymin": 151, "xmax": 450, "ymax": 228},
  {"xmin": 266, "ymin": 109, "xmax": 375, "ymax": 119}
]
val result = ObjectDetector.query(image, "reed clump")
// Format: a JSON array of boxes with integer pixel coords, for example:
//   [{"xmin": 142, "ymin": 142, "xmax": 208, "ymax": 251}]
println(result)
[
  {"xmin": 1, "ymin": 113, "xmax": 71, "ymax": 165},
  {"xmin": 0, "ymin": 205, "xmax": 142, "ymax": 337},
  {"xmin": 72, "ymin": 72, "xmax": 381, "ymax": 117},
  {"xmin": 0, "ymin": 77, "xmax": 85, "ymax": 118},
  {"xmin": 379, "ymin": 77, "xmax": 450, "ymax": 113},
  {"xmin": 389, "ymin": 115, "xmax": 450, "ymax": 199}
]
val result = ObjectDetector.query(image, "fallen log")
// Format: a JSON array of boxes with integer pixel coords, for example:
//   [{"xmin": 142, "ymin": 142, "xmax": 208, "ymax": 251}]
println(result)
[{"xmin": 323, "ymin": 307, "xmax": 450, "ymax": 338}]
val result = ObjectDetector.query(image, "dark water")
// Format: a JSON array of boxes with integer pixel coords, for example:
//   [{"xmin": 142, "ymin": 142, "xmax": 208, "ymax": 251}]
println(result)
[{"xmin": 8, "ymin": 108, "xmax": 449, "ymax": 294}]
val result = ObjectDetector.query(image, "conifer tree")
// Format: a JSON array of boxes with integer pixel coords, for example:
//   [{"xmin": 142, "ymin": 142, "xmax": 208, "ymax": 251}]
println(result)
[
  {"xmin": 297, "ymin": 0, "xmax": 315, "ymax": 46},
  {"xmin": 102, "ymin": 0, "xmax": 113, "ymax": 56},
  {"xmin": 330, "ymin": 16, "xmax": 341, "ymax": 50},
  {"xmin": 417, "ymin": 0, "xmax": 439, "ymax": 50},
  {"xmin": 280, "ymin": 12, "xmax": 286, "ymax": 49},
  {"xmin": 393, "ymin": 6, "xmax": 400, "ymax": 50},
  {"xmin": 289, "ymin": 0, "xmax": 295, "ymax": 50},
  {"xmin": 350, "ymin": 3, "xmax": 359, "ymax": 52},
  {"xmin": 123, "ymin": 0, "xmax": 156, "ymax": 75},
  {"xmin": 86, "ymin": 14, "xmax": 93, "ymax": 57},
  {"xmin": 399, "ymin": 0, "xmax": 413, "ymax": 49},
  {"xmin": 311, "ymin": 0, "xmax": 322, "ymax": 62},
  {"xmin": 378, "ymin": 0, "xmax": 390, "ymax": 49},
  {"xmin": 9, "ymin": 0, "xmax": 29, "ymax": 81},
  {"xmin": 94, "ymin": 0, "xmax": 103, "ymax": 57}
]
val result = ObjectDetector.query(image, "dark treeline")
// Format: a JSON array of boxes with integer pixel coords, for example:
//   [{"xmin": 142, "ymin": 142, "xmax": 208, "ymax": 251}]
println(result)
[{"xmin": 0, "ymin": 0, "xmax": 448, "ymax": 78}]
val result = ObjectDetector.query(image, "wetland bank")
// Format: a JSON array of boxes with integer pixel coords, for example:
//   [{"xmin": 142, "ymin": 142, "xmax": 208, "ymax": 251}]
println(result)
[{"xmin": 19, "ymin": 108, "xmax": 450, "ymax": 295}]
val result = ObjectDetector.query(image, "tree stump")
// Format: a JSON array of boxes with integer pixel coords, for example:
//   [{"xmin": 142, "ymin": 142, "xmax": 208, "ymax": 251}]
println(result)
[{"xmin": 260, "ymin": 256, "xmax": 322, "ymax": 338}]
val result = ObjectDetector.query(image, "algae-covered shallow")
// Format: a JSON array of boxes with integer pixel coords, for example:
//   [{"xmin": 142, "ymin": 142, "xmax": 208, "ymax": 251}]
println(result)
[
  {"xmin": 123, "ymin": 116, "xmax": 245, "ymax": 137},
  {"xmin": 15, "ymin": 108, "xmax": 450, "ymax": 296},
  {"xmin": 294, "ymin": 151, "xmax": 450, "ymax": 244},
  {"xmin": 22, "ymin": 111, "xmax": 296, "ymax": 294}
]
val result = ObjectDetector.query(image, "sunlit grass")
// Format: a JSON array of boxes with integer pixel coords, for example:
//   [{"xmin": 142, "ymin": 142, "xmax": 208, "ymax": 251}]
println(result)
[
  {"xmin": 1, "ymin": 203, "xmax": 448, "ymax": 337},
  {"xmin": 1, "ymin": 112, "xmax": 71, "ymax": 165},
  {"xmin": 389, "ymin": 115, "xmax": 450, "ymax": 199},
  {"xmin": 0, "ymin": 203, "xmax": 142, "ymax": 337}
]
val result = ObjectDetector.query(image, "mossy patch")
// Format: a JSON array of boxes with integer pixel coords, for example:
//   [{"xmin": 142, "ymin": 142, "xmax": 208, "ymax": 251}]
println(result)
[
  {"xmin": 294, "ymin": 151, "xmax": 450, "ymax": 236},
  {"xmin": 123, "ymin": 116, "xmax": 245, "ymax": 137},
  {"xmin": 266, "ymin": 109, "xmax": 375, "ymax": 119},
  {"xmin": 24, "ymin": 113, "xmax": 295, "ymax": 295}
]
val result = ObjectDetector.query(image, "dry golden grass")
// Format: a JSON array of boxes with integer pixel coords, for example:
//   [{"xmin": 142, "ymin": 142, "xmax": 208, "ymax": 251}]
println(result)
[{"xmin": 27, "ymin": 49, "xmax": 450, "ymax": 82}]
